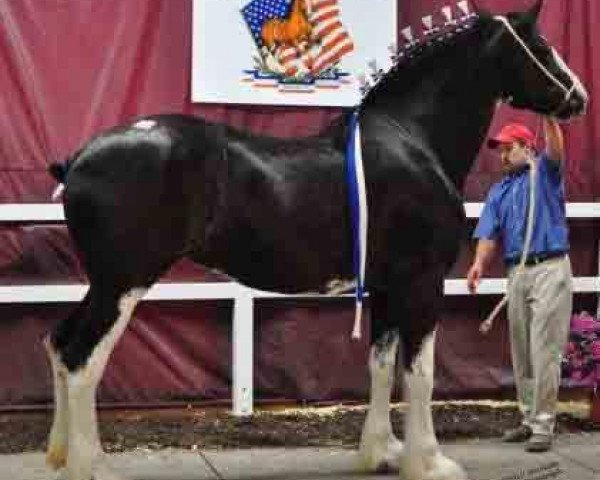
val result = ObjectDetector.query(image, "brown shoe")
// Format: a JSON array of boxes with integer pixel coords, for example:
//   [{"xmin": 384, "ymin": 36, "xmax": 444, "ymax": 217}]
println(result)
[
  {"xmin": 502, "ymin": 424, "xmax": 533, "ymax": 443},
  {"xmin": 525, "ymin": 434, "xmax": 552, "ymax": 452}
]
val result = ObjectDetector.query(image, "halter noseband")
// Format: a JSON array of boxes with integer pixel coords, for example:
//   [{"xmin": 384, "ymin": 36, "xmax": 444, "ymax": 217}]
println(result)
[{"xmin": 493, "ymin": 16, "xmax": 577, "ymax": 114}]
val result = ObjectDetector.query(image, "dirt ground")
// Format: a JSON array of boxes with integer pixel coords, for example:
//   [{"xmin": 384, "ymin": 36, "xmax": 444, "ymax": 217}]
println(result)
[{"xmin": 0, "ymin": 402, "xmax": 597, "ymax": 455}]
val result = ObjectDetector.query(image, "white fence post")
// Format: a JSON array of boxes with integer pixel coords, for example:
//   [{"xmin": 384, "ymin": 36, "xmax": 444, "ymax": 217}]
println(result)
[{"xmin": 232, "ymin": 286, "xmax": 254, "ymax": 416}]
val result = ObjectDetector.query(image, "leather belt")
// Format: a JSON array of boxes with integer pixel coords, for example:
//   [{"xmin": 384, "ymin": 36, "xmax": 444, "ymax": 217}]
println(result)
[{"xmin": 506, "ymin": 251, "xmax": 566, "ymax": 267}]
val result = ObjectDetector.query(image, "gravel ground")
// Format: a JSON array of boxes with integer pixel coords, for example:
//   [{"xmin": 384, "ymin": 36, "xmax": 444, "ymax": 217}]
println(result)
[{"xmin": 0, "ymin": 402, "xmax": 597, "ymax": 455}]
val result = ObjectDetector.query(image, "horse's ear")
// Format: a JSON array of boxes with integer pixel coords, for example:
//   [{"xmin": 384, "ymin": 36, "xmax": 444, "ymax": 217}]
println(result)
[{"xmin": 524, "ymin": 0, "xmax": 543, "ymax": 22}]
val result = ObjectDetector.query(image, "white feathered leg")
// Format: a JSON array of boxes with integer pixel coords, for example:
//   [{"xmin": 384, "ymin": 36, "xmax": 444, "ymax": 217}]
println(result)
[
  {"xmin": 65, "ymin": 288, "xmax": 145, "ymax": 480},
  {"xmin": 358, "ymin": 331, "xmax": 403, "ymax": 472},
  {"xmin": 45, "ymin": 336, "xmax": 69, "ymax": 471},
  {"xmin": 400, "ymin": 330, "xmax": 467, "ymax": 480}
]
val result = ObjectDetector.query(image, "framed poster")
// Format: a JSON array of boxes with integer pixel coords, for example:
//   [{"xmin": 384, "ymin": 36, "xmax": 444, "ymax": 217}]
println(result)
[{"xmin": 192, "ymin": 0, "xmax": 397, "ymax": 106}]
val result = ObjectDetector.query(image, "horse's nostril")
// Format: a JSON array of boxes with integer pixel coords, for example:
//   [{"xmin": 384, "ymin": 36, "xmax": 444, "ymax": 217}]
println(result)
[
  {"xmin": 564, "ymin": 96, "xmax": 584, "ymax": 116},
  {"xmin": 572, "ymin": 97, "xmax": 587, "ymax": 115}
]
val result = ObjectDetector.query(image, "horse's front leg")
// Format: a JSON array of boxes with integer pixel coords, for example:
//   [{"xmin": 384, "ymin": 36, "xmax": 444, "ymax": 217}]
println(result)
[
  {"xmin": 400, "ymin": 329, "xmax": 467, "ymax": 480},
  {"xmin": 358, "ymin": 329, "xmax": 403, "ymax": 473}
]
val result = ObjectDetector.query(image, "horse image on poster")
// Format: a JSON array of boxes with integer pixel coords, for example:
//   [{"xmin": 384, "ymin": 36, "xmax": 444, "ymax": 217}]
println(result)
[
  {"xmin": 241, "ymin": 0, "xmax": 355, "ymax": 92},
  {"xmin": 44, "ymin": 2, "xmax": 587, "ymax": 480}
]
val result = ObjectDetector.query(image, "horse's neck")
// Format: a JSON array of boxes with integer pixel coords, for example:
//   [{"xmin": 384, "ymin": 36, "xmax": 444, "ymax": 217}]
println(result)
[{"xmin": 363, "ymin": 59, "xmax": 498, "ymax": 190}]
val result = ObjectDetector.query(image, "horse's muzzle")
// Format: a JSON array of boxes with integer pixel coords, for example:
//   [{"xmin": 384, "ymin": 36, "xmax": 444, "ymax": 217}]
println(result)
[{"xmin": 554, "ymin": 93, "xmax": 587, "ymax": 120}]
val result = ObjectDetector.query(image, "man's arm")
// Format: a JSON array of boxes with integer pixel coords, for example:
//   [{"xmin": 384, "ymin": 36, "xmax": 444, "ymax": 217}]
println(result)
[
  {"xmin": 473, "ymin": 239, "xmax": 497, "ymax": 269},
  {"xmin": 543, "ymin": 117, "xmax": 565, "ymax": 167},
  {"xmin": 469, "ymin": 189, "xmax": 501, "ymax": 293},
  {"xmin": 467, "ymin": 239, "xmax": 497, "ymax": 293}
]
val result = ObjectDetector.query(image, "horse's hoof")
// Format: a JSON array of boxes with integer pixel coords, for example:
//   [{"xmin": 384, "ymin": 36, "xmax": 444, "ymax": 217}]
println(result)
[
  {"xmin": 400, "ymin": 452, "xmax": 468, "ymax": 480},
  {"xmin": 357, "ymin": 435, "xmax": 403, "ymax": 473},
  {"xmin": 46, "ymin": 445, "xmax": 67, "ymax": 470},
  {"xmin": 358, "ymin": 455, "xmax": 398, "ymax": 474},
  {"xmin": 425, "ymin": 454, "xmax": 468, "ymax": 480}
]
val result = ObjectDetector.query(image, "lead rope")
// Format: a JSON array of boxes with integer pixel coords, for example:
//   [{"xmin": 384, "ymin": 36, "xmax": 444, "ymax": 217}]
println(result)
[
  {"xmin": 478, "ymin": 15, "xmax": 571, "ymax": 335},
  {"xmin": 479, "ymin": 159, "xmax": 536, "ymax": 334},
  {"xmin": 479, "ymin": 119, "xmax": 541, "ymax": 335}
]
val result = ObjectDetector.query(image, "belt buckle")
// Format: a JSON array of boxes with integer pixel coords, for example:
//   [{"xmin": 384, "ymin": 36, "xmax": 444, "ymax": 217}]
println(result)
[{"xmin": 526, "ymin": 254, "xmax": 540, "ymax": 266}]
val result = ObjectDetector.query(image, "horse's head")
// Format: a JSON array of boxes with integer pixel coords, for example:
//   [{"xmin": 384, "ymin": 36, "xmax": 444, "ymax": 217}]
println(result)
[{"xmin": 479, "ymin": 0, "xmax": 588, "ymax": 120}]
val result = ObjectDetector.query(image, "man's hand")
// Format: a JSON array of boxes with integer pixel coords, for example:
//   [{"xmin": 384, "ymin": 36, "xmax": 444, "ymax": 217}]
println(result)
[
  {"xmin": 467, "ymin": 262, "xmax": 483, "ymax": 294},
  {"xmin": 468, "ymin": 239, "xmax": 496, "ymax": 293}
]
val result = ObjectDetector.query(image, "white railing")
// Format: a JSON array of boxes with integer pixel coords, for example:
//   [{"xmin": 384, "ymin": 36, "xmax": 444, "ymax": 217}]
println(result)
[{"xmin": 1, "ymin": 202, "xmax": 599, "ymax": 415}]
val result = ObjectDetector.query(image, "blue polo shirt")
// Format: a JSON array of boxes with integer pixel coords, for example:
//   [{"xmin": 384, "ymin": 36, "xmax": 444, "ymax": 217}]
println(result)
[{"xmin": 473, "ymin": 152, "xmax": 569, "ymax": 264}]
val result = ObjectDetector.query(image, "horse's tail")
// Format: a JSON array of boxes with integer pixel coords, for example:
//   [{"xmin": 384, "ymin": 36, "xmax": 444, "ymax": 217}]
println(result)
[{"xmin": 48, "ymin": 158, "xmax": 72, "ymax": 201}]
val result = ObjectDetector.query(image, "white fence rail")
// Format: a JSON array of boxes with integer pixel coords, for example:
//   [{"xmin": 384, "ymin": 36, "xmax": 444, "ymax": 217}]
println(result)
[
  {"xmin": 2, "ymin": 202, "xmax": 599, "ymax": 222},
  {"xmin": 1, "ymin": 203, "xmax": 599, "ymax": 415}
]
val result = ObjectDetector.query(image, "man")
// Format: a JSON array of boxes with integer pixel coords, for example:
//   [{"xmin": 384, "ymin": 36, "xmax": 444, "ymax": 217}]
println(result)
[{"xmin": 467, "ymin": 118, "xmax": 573, "ymax": 453}]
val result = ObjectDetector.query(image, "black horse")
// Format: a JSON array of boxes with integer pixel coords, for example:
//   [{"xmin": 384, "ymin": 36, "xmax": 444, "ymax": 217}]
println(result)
[{"xmin": 44, "ymin": 2, "xmax": 587, "ymax": 480}]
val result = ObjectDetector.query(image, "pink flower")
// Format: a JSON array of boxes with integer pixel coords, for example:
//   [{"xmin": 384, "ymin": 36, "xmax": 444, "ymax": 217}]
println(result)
[
  {"xmin": 591, "ymin": 342, "xmax": 600, "ymax": 360},
  {"xmin": 571, "ymin": 312, "xmax": 600, "ymax": 333}
]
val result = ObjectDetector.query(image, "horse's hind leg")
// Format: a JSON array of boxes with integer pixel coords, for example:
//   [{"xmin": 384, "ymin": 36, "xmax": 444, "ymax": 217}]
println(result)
[
  {"xmin": 358, "ymin": 291, "xmax": 403, "ymax": 473},
  {"xmin": 44, "ymin": 335, "xmax": 69, "ymax": 470},
  {"xmin": 45, "ymin": 293, "xmax": 94, "ymax": 471},
  {"xmin": 50, "ymin": 284, "xmax": 146, "ymax": 480}
]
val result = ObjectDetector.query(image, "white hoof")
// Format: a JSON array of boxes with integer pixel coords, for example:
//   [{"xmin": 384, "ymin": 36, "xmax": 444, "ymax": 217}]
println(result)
[
  {"xmin": 47, "ymin": 442, "xmax": 68, "ymax": 471},
  {"xmin": 400, "ymin": 451, "xmax": 468, "ymax": 480},
  {"xmin": 358, "ymin": 434, "xmax": 404, "ymax": 473}
]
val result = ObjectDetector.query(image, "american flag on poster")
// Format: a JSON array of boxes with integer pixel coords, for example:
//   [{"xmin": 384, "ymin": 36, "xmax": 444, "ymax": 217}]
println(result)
[
  {"xmin": 241, "ymin": 0, "xmax": 354, "ymax": 79},
  {"xmin": 308, "ymin": 0, "xmax": 354, "ymax": 74}
]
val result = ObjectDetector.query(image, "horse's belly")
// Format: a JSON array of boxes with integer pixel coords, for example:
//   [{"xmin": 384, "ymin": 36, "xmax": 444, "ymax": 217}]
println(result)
[{"xmin": 200, "ymin": 214, "xmax": 352, "ymax": 294}]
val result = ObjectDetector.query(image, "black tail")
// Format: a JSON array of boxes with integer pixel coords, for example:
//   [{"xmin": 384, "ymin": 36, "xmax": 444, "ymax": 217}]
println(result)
[{"xmin": 48, "ymin": 161, "xmax": 70, "ymax": 183}]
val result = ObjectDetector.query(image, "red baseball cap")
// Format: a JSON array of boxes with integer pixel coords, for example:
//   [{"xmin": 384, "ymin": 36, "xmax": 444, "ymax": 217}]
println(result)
[{"xmin": 487, "ymin": 123, "xmax": 535, "ymax": 149}]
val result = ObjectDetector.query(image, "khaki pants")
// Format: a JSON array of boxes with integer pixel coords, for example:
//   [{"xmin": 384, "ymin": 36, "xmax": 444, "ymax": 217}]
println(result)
[{"xmin": 507, "ymin": 255, "xmax": 573, "ymax": 436}]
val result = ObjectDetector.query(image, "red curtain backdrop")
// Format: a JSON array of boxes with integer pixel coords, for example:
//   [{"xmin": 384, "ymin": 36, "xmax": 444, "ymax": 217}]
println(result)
[
  {"xmin": 1, "ymin": 0, "xmax": 599, "ymax": 202},
  {"xmin": 0, "ymin": 0, "xmax": 598, "ymax": 406}
]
